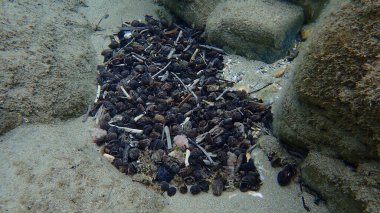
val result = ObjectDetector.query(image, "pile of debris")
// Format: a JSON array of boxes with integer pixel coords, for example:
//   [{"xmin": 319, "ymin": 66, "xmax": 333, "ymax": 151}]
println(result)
[{"xmin": 90, "ymin": 16, "xmax": 272, "ymax": 196}]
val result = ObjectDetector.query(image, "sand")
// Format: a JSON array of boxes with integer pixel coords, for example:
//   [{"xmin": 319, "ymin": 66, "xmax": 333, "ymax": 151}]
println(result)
[{"xmin": 0, "ymin": 0, "xmax": 328, "ymax": 212}]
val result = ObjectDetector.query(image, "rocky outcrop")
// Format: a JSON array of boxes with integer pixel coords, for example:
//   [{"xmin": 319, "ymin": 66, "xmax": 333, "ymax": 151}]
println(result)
[
  {"xmin": 159, "ymin": 0, "xmax": 304, "ymax": 63},
  {"xmin": 206, "ymin": 0, "xmax": 303, "ymax": 63},
  {"xmin": 286, "ymin": 0, "xmax": 329, "ymax": 23},
  {"xmin": 158, "ymin": 0, "xmax": 221, "ymax": 27},
  {"xmin": 0, "ymin": 0, "xmax": 96, "ymax": 134},
  {"xmin": 273, "ymin": 0, "xmax": 380, "ymax": 211}
]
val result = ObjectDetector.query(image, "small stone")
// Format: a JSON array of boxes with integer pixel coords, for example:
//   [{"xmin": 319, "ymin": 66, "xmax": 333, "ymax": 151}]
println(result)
[
  {"xmin": 167, "ymin": 187, "xmax": 177, "ymax": 196},
  {"xmin": 190, "ymin": 185, "xmax": 201, "ymax": 195},
  {"xmin": 160, "ymin": 181, "xmax": 170, "ymax": 191},
  {"xmin": 179, "ymin": 184, "xmax": 188, "ymax": 194}
]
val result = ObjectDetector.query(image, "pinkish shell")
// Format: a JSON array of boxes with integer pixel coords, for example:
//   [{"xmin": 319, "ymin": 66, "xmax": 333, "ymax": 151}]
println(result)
[{"xmin": 173, "ymin": 135, "xmax": 189, "ymax": 150}]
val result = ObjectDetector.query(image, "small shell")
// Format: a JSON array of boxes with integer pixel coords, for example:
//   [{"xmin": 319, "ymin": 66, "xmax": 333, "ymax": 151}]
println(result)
[{"xmin": 173, "ymin": 135, "xmax": 189, "ymax": 150}]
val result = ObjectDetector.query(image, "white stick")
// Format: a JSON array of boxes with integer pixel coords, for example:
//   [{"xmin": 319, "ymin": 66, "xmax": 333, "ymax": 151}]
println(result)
[
  {"xmin": 167, "ymin": 48, "xmax": 175, "ymax": 59},
  {"xmin": 188, "ymin": 138, "xmax": 218, "ymax": 166},
  {"xmin": 174, "ymin": 30, "xmax": 183, "ymax": 46},
  {"xmin": 164, "ymin": 126, "xmax": 172, "ymax": 150},
  {"xmin": 133, "ymin": 114, "xmax": 145, "ymax": 122},
  {"xmin": 185, "ymin": 149, "xmax": 191, "ymax": 167},
  {"xmin": 94, "ymin": 84, "xmax": 101, "ymax": 103},
  {"xmin": 152, "ymin": 62, "xmax": 172, "ymax": 78},
  {"xmin": 120, "ymin": 86, "xmax": 132, "ymax": 100},
  {"xmin": 190, "ymin": 48, "xmax": 199, "ymax": 61},
  {"xmin": 108, "ymin": 123, "xmax": 143, "ymax": 134}
]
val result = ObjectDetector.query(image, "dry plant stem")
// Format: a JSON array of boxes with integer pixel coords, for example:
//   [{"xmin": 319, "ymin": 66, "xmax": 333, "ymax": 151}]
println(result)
[
  {"xmin": 190, "ymin": 48, "xmax": 199, "ymax": 61},
  {"xmin": 108, "ymin": 122, "xmax": 143, "ymax": 134},
  {"xmin": 183, "ymin": 43, "xmax": 192, "ymax": 52},
  {"xmin": 199, "ymin": 44, "xmax": 225, "ymax": 54},
  {"xmin": 95, "ymin": 84, "xmax": 101, "ymax": 103},
  {"xmin": 216, "ymin": 88, "xmax": 232, "ymax": 100},
  {"xmin": 180, "ymin": 117, "xmax": 190, "ymax": 130},
  {"xmin": 152, "ymin": 62, "xmax": 172, "ymax": 78},
  {"xmin": 174, "ymin": 30, "xmax": 183, "ymax": 46},
  {"xmin": 249, "ymin": 82, "xmax": 273, "ymax": 94},
  {"xmin": 144, "ymin": 44, "xmax": 153, "ymax": 52},
  {"xmin": 133, "ymin": 113, "xmax": 145, "ymax": 122},
  {"xmin": 132, "ymin": 54, "xmax": 144, "ymax": 62},
  {"xmin": 167, "ymin": 48, "xmax": 175, "ymax": 59},
  {"xmin": 178, "ymin": 93, "xmax": 192, "ymax": 108},
  {"xmin": 104, "ymin": 38, "xmax": 135, "ymax": 65},
  {"xmin": 200, "ymin": 50, "xmax": 207, "ymax": 65},
  {"xmin": 185, "ymin": 149, "xmax": 191, "ymax": 167},
  {"xmin": 188, "ymin": 138, "xmax": 218, "ymax": 166},
  {"xmin": 120, "ymin": 85, "xmax": 132, "ymax": 100},
  {"xmin": 164, "ymin": 126, "xmax": 172, "ymax": 150},
  {"xmin": 95, "ymin": 105, "xmax": 104, "ymax": 125},
  {"xmin": 171, "ymin": 72, "xmax": 199, "ymax": 106}
]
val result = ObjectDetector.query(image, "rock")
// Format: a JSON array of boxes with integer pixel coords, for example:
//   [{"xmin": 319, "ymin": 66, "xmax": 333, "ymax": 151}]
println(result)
[
  {"xmin": 301, "ymin": 152, "xmax": 379, "ymax": 213},
  {"xmin": 257, "ymin": 135, "xmax": 297, "ymax": 165},
  {"xmin": 273, "ymin": 0, "xmax": 380, "ymax": 163},
  {"xmin": 0, "ymin": 0, "xmax": 96, "ymax": 135},
  {"xmin": 206, "ymin": 0, "xmax": 304, "ymax": 63},
  {"xmin": 285, "ymin": 0, "xmax": 329, "ymax": 23},
  {"xmin": 0, "ymin": 110, "xmax": 23, "ymax": 135},
  {"xmin": 158, "ymin": 0, "xmax": 221, "ymax": 27},
  {"xmin": 273, "ymin": 0, "xmax": 380, "ymax": 211}
]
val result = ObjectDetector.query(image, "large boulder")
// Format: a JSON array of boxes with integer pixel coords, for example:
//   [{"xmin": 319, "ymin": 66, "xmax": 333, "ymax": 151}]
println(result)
[
  {"xmin": 0, "ymin": 0, "xmax": 96, "ymax": 134},
  {"xmin": 301, "ymin": 152, "xmax": 379, "ymax": 213},
  {"xmin": 286, "ymin": 0, "xmax": 329, "ymax": 23},
  {"xmin": 158, "ymin": 0, "xmax": 221, "ymax": 27},
  {"xmin": 206, "ymin": 0, "xmax": 304, "ymax": 63},
  {"xmin": 159, "ymin": 0, "xmax": 304, "ymax": 63},
  {"xmin": 273, "ymin": 0, "xmax": 380, "ymax": 211}
]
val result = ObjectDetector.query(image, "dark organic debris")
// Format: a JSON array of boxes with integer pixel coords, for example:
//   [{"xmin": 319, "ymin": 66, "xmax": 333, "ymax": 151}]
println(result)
[
  {"xmin": 277, "ymin": 164, "xmax": 297, "ymax": 186},
  {"xmin": 91, "ymin": 16, "xmax": 273, "ymax": 196}
]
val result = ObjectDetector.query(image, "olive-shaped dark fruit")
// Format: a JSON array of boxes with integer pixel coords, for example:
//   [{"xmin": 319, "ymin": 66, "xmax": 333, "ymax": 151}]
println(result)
[
  {"xmin": 277, "ymin": 164, "xmax": 297, "ymax": 186},
  {"xmin": 179, "ymin": 184, "xmax": 188, "ymax": 194},
  {"xmin": 167, "ymin": 187, "xmax": 177, "ymax": 197},
  {"xmin": 160, "ymin": 181, "xmax": 170, "ymax": 191},
  {"xmin": 190, "ymin": 185, "xmax": 201, "ymax": 195},
  {"xmin": 198, "ymin": 180, "xmax": 209, "ymax": 192},
  {"xmin": 212, "ymin": 176, "xmax": 224, "ymax": 196}
]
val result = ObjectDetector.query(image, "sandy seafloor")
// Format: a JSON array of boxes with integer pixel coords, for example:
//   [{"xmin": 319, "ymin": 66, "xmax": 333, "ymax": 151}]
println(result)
[{"xmin": 0, "ymin": 0, "xmax": 328, "ymax": 212}]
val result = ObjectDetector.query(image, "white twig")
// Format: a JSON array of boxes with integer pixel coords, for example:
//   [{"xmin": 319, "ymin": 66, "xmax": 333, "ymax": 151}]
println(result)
[
  {"xmin": 132, "ymin": 54, "xmax": 144, "ymax": 62},
  {"xmin": 152, "ymin": 62, "xmax": 172, "ymax": 78},
  {"xmin": 180, "ymin": 117, "xmax": 190, "ymax": 130},
  {"xmin": 216, "ymin": 88, "xmax": 232, "ymax": 100},
  {"xmin": 185, "ymin": 149, "xmax": 191, "ymax": 167},
  {"xmin": 164, "ymin": 126, "xmax": 172, "ymax": 150},
  {"xmin": 188, "ymin": 138, "xmax": 218, "ymax": 166},
  {"xmin": 174, "ymin": 30, "xmax": 183, "ymax": 46},
  {"xmin": 190, "ymin": 48, "xmax": 199, "ymax": 61},
  {"xmin": 199, "ymin": 44, "xmax": 225, "ymax": 54},
  {"xmin": 133, "ymin": 113, "xmax": 145, "ymax": 122},
  {"xmin": 108, "ymin": 123, "xmax": 143, "ymax": 134},
  {"xmin": 167, "ymin": 48, "xmax": 175, "ymax": 59},
  {"xmin": 95, "ymin": 84, "xmax": 101, "ymax": 103},
  {"xmin": 120, "ymin": 86, "xmax": 132, "ymax": 100},
  {"xmin": 171, "ymin": 72, "xmax": 199, "ymax": 106}
]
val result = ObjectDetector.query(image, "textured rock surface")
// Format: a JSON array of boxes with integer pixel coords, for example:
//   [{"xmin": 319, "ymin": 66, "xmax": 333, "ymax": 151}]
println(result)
[
  {"xmin": 158, "ymin": 0, "xmax": 221, "ymax": 27},
  {"xmin": 301, "ymin": 152, "xmax": 380, "ymax": 213},
  {"xmin": 206, "ymin": 0, "xmax": 304, "ymax": 63},
  {"xmin": 286, "ymin": 0, "xmax": 329, "ymax": 23},
  {"xmin": 159, "ymin": 0, "xmax": 304, "ymax": 63},
  {"xmin": 274, "ymin": 0, "xmax": 380, "ymax": 162},
  {"xmin": 0, "ymin": 0, "xmax": 96, "ymax": 134},
  {"xmin": 273, "ymin": 0, "xmax": 380, "ymax": 211}
]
